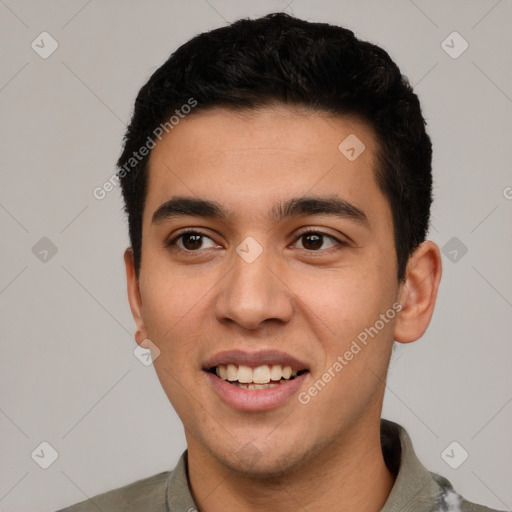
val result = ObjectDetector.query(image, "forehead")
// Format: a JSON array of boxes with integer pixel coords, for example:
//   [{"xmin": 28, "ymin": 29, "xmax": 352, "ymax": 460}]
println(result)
[{"xmin": 144, "ymin": 106, "xmax": 390, "ymax": 228}]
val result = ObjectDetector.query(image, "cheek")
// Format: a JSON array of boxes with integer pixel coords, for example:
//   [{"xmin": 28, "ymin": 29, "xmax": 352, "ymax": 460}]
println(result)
[
  {"xmin": 300, "ymin": 271, "xmax": 397, "ymax": 418},
  {"xmin": 140, "ymin": 276, "xmax": 205, "ymax": 417},
  {"xmin": 139, "ymin": 271, "xmax": 205, "ymax": 355},
  {"xmin": 292, "ymin": 257, "xmax": 397, "ymax": 339}
]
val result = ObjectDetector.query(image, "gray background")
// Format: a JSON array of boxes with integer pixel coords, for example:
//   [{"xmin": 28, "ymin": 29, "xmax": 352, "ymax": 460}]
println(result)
[{"xmin": 1, "ymin": 1, "xmax": 511, "ymax": 510}]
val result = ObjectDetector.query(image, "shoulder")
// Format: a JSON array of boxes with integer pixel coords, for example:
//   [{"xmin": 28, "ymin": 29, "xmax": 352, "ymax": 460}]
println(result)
[
  {"xmin": 381, "ymin": 419, "xmax": 505, "ymax": 512},
  {"xmin": 431, "ymin": 473, "xmax": 506, "ymax": 512},
  {"xmin": 55, "ymin": 471, "xmax": 171, "ymax": 512}
]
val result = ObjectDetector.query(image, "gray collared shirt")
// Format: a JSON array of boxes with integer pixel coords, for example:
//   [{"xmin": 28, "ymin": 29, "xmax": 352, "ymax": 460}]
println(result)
[{"xmin": 57, "ymin": 420, "xmax": 503, "ymax": 512}]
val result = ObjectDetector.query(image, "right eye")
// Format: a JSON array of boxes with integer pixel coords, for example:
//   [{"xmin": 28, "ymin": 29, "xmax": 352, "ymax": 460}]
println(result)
[{"xmin": 167, "ymin": 231, "xmax": 221, "ymax": 252}]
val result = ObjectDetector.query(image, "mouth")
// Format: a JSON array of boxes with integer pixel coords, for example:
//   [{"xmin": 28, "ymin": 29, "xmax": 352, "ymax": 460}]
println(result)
[
  {"xmin": 203, "ymin": 350, "xmax": 310, "ymax": 411},
  {"xmin": 208, "ymin": 364, "xmax": 309, "ymax": 389}
]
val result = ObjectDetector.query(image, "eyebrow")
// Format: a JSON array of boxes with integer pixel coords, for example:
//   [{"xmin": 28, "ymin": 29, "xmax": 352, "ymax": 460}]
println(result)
[{"xmin": 151, "ymin": 195, "xmax": 369, "ymax": 227}]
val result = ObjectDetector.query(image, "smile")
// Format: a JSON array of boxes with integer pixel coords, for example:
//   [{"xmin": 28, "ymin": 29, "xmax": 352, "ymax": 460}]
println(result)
[
  {"xmin": 204, "ymin": 350, "xmax": 310, "ymax": 411},
  {"xmin": 210, "ymin": 364, "xmax": 307, "ymax": 389}
]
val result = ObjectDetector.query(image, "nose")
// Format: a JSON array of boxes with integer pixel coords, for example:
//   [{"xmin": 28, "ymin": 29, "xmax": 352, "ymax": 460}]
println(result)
[{"xmin": 214, "ymin": 250, "xmax": 294, "ymax": 331}]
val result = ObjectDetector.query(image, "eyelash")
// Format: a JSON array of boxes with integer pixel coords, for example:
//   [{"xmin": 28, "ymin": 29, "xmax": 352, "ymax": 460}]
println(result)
[{"xmin": 167, "ymin": 229, "xmax": 347, "ymax": 253}]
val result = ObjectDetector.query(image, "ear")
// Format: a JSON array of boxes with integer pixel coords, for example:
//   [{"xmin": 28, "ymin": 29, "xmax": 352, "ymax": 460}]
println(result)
[
  {"xmin": 124, "ymin": 248, "xmax": 148, "ymax": 347},
  {"xmin": 394, "ymin": 241, "xmax": 442, "ymax": 344}
]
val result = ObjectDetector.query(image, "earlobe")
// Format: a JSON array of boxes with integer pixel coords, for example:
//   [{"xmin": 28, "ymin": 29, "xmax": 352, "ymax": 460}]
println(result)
[
  {"xmin": 394, "ymin": 241, "xmax": 442, "ymax": 344},
  {"xmin": 124, "ymin": 248, "xmax": 148, "ymax": 346}
]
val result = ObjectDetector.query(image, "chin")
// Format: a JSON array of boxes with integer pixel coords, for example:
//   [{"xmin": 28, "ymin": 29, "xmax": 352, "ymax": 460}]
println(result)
[{"xmin": 209, "ymin": 437, "xmax": 316, "ymax": 480}]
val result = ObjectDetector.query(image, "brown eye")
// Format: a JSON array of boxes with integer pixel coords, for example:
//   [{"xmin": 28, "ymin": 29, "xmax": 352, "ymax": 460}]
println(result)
[
  {"xmin": 169, "ymin": 231, "xmax": 220, "ymax": 251},
  {"xmin": 302, "ymin": 233, "xmax": 323, "ymax": 250},
  {"xmin": 293, "ymin": 231, "xmax": 343, "ymax": 251},
  {"xmin": 181, "ymin": 233, "xmax": 204, "ymax": 250}
]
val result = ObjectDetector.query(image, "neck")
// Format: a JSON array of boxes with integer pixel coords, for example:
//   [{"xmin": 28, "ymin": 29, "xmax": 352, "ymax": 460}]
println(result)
[{"xmin": 187, "ymin": 419, "xmax": 395, "ymax": 512}]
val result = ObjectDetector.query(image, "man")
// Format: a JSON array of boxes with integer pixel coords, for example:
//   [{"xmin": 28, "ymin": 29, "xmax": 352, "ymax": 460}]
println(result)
[{"xmin": 58, "ymin": 12, "xmax": 502, "ymax": 512}]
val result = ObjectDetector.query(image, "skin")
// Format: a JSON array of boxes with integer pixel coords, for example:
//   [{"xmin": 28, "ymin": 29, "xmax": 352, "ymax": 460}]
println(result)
[{"xmin": 124, "ymin": 105, "xmax": 442, "ymax": 511}]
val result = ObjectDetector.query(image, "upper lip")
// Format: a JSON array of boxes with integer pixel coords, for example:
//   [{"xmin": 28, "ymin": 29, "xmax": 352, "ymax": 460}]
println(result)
[{"xmin": 203, "ymin": 349, "xmax": 309, "ymax": 372}]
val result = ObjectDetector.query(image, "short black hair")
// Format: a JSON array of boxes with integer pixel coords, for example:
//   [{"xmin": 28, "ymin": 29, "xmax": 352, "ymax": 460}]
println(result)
[{"xmin": 118, "ymin": 12, "xmax": 432, "ymax": 281}]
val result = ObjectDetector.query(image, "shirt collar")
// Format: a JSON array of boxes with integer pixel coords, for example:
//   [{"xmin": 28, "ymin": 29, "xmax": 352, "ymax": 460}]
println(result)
[
  {"xmin": 380, "ymin": 420, "xmax": 447, "ymax": 512},
  {"xmin": 166, "ymin": 420, "xmax": 448, "ymax": 511}
]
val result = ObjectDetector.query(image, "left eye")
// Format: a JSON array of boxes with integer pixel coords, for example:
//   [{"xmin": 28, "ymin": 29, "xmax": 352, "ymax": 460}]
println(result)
[{"xmin": 293, "ymin": 232, "xmax": 341, "ymax": 251}]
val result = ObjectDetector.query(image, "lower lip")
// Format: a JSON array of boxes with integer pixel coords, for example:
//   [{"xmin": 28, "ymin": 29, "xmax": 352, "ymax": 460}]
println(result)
[{"xmin": 205, "ymin": 371, "xmax": 308, "ymax": 412}]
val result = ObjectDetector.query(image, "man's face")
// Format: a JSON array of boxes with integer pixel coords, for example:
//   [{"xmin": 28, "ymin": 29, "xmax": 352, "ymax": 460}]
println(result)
[{"xmin": 129, "ymin": 106, "xmax": 404, "ymax": 475}]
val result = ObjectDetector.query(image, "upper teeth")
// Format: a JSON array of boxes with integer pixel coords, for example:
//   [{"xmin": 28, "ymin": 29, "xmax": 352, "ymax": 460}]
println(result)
[{"xmin": 216, "ymin": 364, "xmax": 297, "ymax": 383}]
